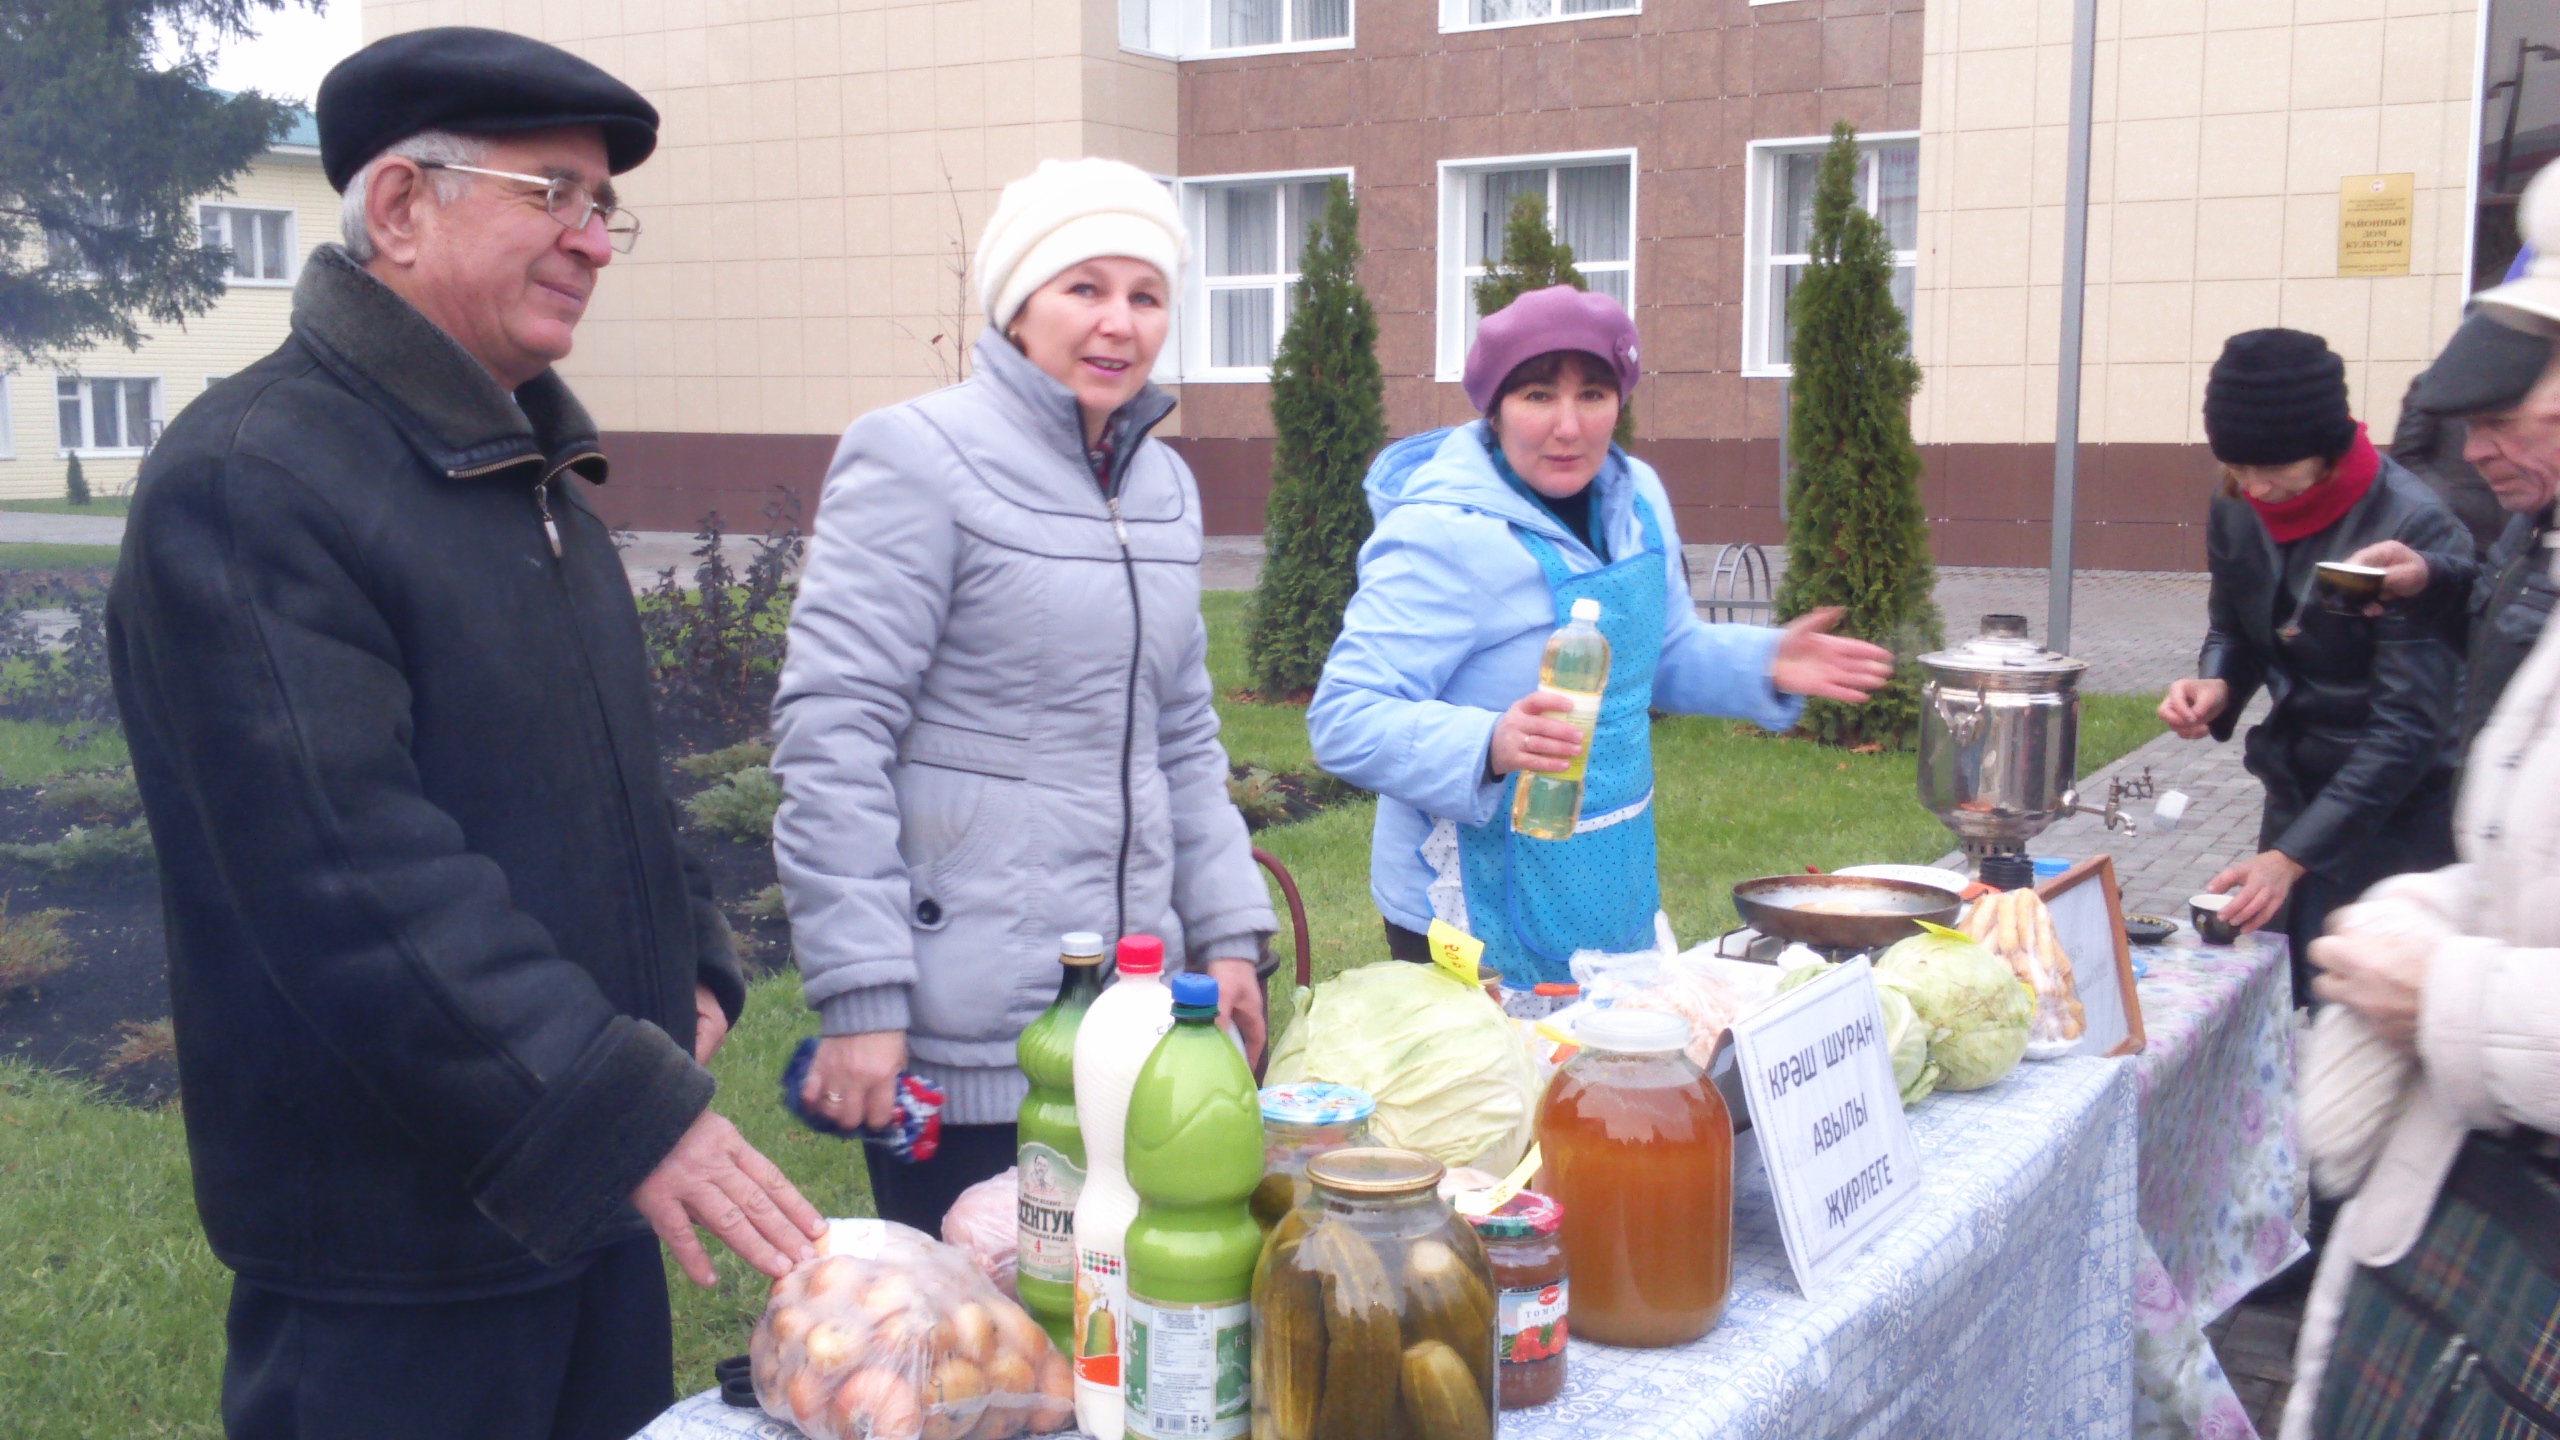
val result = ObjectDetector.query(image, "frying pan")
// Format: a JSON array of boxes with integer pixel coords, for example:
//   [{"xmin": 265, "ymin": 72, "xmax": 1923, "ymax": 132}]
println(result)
[{"xmin": 1731, "ymin": 874, "xmax": 1963, "ymax": 952}]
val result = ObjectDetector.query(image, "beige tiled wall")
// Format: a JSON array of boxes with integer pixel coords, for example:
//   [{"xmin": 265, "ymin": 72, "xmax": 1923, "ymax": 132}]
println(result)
[
  {"xmin": 1913, "ymin": 0, "xmax": 2481, "ymax": 448},
  {"xmin": 363, "ymin": 0, "xmax": 1180, "ymax": 439}
]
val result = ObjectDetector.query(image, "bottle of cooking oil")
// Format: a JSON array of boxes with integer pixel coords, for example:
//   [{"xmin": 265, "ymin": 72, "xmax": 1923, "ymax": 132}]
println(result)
[{"xmin": 1512, "ymin": 597, "xmax": 1610, "ymax": 841}]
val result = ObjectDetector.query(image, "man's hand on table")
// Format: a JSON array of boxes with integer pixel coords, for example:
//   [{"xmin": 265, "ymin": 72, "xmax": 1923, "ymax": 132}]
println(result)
[{"xmin": 634, "ymin": 1109, "xmax": 826, "ymax": 1287}]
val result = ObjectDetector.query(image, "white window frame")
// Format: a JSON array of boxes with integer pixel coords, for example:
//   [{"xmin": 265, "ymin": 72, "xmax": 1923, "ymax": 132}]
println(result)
[
  {"xmin": 54, "ymin": 375, "xmax": 163, "ymax": 458},
  {"xmin": 1440, "ymin": 0, "xmax": 1635, "ymax": 35},
  {"xmin": 197, "ymin": 202, "xmax": 298, "ymax": 286},
  {"xmin": 1435, "ymin": 149, "xmax": 1638, "ymax": 382},
  {"xmin": 1741, "ymin": 131, "xmax": 1920, "ymax": 379},
  {"xmin": 1121, "ymin": 0, "xmax": 1354, "ymax": 58},
  {"xmin": 1174, "ymin": 168, "xmax": 1354, "ymax": 383},
  {"xmin": 0, "ymin": 376, "xmax": 13, "ymax": 459}
]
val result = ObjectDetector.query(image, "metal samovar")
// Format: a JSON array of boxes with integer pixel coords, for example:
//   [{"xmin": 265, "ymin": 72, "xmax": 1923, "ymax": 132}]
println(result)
[{"xmin": 1916, "ymin": 614, "xmax": 2100, "ymax": 889}]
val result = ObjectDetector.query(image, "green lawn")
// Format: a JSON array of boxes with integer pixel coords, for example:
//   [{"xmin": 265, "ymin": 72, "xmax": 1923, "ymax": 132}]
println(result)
[
  {"xmin": 0, "ymin": 591, "xmax": 2178, "ymax": 1432},
  {"xmin": 0, "ymin": 720, "xmax": 128, "ymax": 787},
  {"xmin": 0, "ymin": 544, "xmax": 119, "ymax": 570},
  {"xmin": 0, "ymin": 498, "xmax": 130, "ymax": 517}
]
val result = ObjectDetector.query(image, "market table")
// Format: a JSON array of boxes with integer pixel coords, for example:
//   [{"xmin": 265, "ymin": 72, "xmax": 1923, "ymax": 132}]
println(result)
[
  {"xmin": 2125, "ymin": 934, "xmax": 2306, "ymax": 1440},
  {"xmin": 646, "ymin": 1052, "xmax": 2141, "ymax": 1440},
  {"xmin": 644, "ymin": 934, "xmax": 2298, "ymax": 1440}
]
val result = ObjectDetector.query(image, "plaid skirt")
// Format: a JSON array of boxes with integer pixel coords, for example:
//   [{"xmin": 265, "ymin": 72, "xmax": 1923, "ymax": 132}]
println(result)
[{"xmin": 2316, "ymin": 1132, "xmax": 2560, "ymax": 1440}]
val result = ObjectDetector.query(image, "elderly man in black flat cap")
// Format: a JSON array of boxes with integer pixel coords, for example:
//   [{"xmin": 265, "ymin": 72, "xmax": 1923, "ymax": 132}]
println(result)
[
  {"xmin": 2350, "ymin": 309, "xmax": 2560, "ymax": 758},
  {"xmin": 107, "ymin": 28, "xmax": 823, "ymax": 1440}
]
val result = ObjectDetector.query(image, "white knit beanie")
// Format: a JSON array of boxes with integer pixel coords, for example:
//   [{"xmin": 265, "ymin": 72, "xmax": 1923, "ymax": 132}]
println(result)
[{"xmin": 976, "ymin": 158, "xmax": 1187, "ymax": 333}]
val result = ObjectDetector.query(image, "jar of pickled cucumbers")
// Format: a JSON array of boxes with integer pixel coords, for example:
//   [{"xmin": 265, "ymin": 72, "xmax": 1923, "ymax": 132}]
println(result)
[
  {"xmin": 1250, "ymin": 1082, "xmax": 1376, "ymax": 1230},
  {"xmin": 1252, "ymin": 1148, "xmax": 1497, "ymax": 1440}
]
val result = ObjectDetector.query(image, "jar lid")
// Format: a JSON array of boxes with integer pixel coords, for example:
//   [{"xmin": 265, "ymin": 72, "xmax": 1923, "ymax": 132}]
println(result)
[
  {"xmin": 1260, "ymin": 1082, "xmax": 1376, "ymax": 1128},
  {"xmin": 1464, "ymin": 1190, "xmax": 1563, "ymax": 1239},
  {"xmin": 1060, "ymin": 931, "xmax": 1106, "ymax": 959},
  {"xmin": 1304, "ymin": 1147, "xmax": 1445, "ymax": 1197},
  {"xmin": 1570, "ymin": 1007, "xmax": 1691, "ymax": 1053},
  {"xmin": 1918, "ymin": 613, "xmax": 2088, "ymax": 681}
]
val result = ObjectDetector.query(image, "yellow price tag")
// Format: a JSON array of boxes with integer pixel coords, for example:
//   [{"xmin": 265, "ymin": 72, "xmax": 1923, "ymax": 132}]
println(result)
[
  {"xmin": 1454, "ymin": 1144, "xmax": 1544, "ymax": 1217},
  {"xmin": 1425, "ymin": 919, "xmax": 1485, "ymax": 991}
]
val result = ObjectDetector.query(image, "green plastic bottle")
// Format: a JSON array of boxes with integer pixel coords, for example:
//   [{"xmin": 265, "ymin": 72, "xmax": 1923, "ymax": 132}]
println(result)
[
  {"xmin": 1120, "ymin": 972, "xmax": 1264, "ymax": 1440},
  {"xmin": 1017, "ymin": 931, "xmax": 1107, "ymax": 1352}
]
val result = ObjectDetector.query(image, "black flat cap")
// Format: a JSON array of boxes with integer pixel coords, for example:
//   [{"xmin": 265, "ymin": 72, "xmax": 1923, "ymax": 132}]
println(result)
[
  {"xmin": 2408, "ymin": 311, "xmax": 2556, "ymax": 418},
  {"xmin": 317, "ymin": 27, "xmax": 659, "ymax": 192}
]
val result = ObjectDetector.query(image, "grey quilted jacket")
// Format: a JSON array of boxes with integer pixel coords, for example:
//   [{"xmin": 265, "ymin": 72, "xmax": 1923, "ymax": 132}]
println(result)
[{"xmin": 772, "ymin": 329, "xmax": 1274, "ymax": 1122}]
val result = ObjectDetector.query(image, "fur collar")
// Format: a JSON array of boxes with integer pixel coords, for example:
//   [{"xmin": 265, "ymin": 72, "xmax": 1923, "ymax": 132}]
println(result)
[{"xmin": 290, "ymin": 245, "xmax": 607, "ymax": 486}]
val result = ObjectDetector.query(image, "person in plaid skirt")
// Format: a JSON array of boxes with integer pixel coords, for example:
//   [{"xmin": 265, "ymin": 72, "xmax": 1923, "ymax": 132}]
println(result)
[{"xmin": 2284, "ymin": 168, "xmax": 2560, "ymax": 1440}]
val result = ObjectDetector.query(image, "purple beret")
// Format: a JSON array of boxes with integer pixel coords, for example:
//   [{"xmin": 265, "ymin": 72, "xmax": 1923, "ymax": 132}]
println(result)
[{"xmin": 1461, "ymin": 285, "xmax": 1642, "ymax": 413}]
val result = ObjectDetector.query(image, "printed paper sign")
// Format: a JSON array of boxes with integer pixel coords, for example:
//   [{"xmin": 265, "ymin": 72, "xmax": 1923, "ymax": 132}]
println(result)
[
  {"xmin": 1727, "ymin": 958, "xmax": 1924, "ymax": 1298},
  {"xmin": 2338, "ymin": 173, "xmax": 2414, "ymax": 277}
]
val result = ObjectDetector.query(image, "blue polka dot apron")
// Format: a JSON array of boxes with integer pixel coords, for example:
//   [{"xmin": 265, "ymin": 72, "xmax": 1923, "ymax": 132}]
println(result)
[{"xmin": 1450, "ymin": 495, "xmax": 1667, "ymax": 987}]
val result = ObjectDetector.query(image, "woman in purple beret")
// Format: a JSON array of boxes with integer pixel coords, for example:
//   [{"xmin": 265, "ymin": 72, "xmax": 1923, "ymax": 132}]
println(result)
[{"xmin": 1307, "ymin": 286, "xmax": 1893, "ymax": 983}]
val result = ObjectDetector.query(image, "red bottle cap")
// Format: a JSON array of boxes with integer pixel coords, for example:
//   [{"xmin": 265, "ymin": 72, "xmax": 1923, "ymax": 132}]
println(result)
[{"xmin": 1115, "ymin": 934, "xmax": 1164, "ymax": 976}]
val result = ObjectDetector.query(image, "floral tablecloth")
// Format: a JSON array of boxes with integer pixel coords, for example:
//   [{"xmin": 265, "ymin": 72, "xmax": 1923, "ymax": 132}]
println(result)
[
  {"xmin": 2128, "ymin": 934, "xmax": 2307, "ymax": 1440},
  {"xmin": 646, "ymin": 1055, "xmax": 2142, "ymax": 1440}
]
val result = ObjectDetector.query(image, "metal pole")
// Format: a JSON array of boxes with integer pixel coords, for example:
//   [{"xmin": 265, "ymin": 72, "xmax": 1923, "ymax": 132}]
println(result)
[{"xmin": 2049, "ymin": 0, "xmax": 2098, "ymax": 655}]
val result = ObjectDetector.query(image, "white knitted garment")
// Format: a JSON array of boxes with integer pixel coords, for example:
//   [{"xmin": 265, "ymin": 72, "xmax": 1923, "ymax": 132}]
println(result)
[{"xmin": 974, "ymin": 157, "xmax": 1187, "ymax": 331}]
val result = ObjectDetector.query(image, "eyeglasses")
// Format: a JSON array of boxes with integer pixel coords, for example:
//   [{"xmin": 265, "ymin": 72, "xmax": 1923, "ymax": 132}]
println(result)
[{"xmin": 417, "ymin": 162, "xmax": 642, "ymax": 254}]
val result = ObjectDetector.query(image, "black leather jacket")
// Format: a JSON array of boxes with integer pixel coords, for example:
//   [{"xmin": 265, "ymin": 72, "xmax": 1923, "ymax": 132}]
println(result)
[
  {"xmin": 2414, "ymin": 504, "xmax": 2560, "ymax": 751},
  {"xmin": 108, "ymin": 248, "xmax": 742, "ymax": 1300},
  {"xmin": 2198, "ymin": 460, "xmax": 2468, "ymax": 884}
]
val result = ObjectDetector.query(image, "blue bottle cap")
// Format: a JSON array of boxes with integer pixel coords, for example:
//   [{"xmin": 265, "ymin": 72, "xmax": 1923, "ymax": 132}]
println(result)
[{"xmin": 1169, "ymin": 972, "xmax": 1220, "ymax": 1013}]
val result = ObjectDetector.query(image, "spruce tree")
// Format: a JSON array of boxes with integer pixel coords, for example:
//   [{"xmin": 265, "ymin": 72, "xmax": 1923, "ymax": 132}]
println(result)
[
  {"xmin": 1773, "ymin": 121, "xmax": 1941, "ymax": 749},
  {"xmin": 1246, "ymin": 176, "xmax": 1385, "ymax": 699},
  {"xmin": 65, "ymin": 455, "xmax": 89, "ymax": 506},
  {"xmin": 1471, "ymin": 192, "xmax": 1635, "ymax": 445},
  {"xmin": 1, "ymin": 0, "xmax": 307, "ymax": 361}
]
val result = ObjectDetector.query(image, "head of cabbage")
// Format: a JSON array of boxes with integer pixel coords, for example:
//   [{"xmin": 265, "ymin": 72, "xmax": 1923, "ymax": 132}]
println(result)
[
  {"xmin": 1775, "ymin": 962, "xmax": 1938, "ymax": 1106},
  {"xmin": 1876, "ymin": 923, "xmax": 2032, "ymax": 1091},
  {"xmin": 1263, "ymin": 961, "xmax": 1541, "ymax": 1171}
]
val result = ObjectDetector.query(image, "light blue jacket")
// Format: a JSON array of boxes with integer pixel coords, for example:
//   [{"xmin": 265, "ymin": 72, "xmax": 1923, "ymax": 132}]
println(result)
[{"xmin": 1307, "ymin": 423, "xmax": 1804, "ymax": 935}]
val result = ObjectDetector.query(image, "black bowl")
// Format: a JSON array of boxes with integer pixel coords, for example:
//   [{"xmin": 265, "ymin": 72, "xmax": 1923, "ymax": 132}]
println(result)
[
  {"xmin": 2189, "ymin": 894, "xmax": 2243, "ymax": 946},
  {"xmin": 2123, "ymin": 914, "xmax": 2177, "ymax": 946}
]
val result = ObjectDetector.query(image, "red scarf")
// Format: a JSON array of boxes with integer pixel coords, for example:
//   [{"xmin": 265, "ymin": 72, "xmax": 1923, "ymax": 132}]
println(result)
[{"xmin": 2246, "ymin": 423, "xmax": 2378, "ymax": 544}]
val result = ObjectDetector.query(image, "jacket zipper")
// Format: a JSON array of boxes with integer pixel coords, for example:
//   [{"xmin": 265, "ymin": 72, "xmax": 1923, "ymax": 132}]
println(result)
[
  {"xmin": 533, "ymin": 478, "xmax": 563, "ymax": 558},
  {"xmin": 1109, "ymin": 491, "xmax": 1139, "ymax": 945}
]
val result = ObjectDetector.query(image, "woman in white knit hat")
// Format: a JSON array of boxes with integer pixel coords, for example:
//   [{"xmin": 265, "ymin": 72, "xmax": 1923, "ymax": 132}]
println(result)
[{"xmin": 770, "ymin": 158, "xmax": 1276, "ymax": 1231}]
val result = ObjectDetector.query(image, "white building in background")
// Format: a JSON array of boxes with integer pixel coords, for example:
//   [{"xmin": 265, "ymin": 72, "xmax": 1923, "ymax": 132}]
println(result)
[{"xmin": 0, "ymin": 109, "xmax": 331, "ymax": 501}]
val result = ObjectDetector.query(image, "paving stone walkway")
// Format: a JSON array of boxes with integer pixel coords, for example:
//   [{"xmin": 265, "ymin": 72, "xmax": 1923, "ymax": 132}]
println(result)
[{"xmin": 0, "ymin": 511, "xmax": 127, "ymax": 546}]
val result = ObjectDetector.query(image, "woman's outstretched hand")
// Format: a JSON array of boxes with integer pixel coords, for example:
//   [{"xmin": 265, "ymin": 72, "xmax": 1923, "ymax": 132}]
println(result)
[
  {"xmin": 1771, "ymin": 608, "xmax": 1896, "ymax": 703},
  {"xmin": 1490, "ymin": 691, "xmax": 1587, "ymax": 776}
]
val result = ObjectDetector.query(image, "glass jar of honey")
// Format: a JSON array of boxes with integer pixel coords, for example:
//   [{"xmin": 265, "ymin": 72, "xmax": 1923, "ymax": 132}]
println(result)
[{"xmin": 1534, "ymin": 1007, "xmax": 1732, "ymax": 1347}]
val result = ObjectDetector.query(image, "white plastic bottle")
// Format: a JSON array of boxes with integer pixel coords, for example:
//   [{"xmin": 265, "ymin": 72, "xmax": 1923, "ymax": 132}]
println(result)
[{"xmin": 1069, "ymin": 933, "xmax": 1176, "ymax": 1440}]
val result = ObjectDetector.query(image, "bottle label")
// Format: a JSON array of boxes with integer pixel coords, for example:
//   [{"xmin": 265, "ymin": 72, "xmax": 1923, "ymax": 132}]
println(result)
[
  {"xmin": 1497, "ymin": 1281, "xmax": 1569, "ymax": 1366},
  {"xmin": 1123, "ymin": 1294, "xmax": 1251, "ymax": 1439},
  {"xmin": 1539, "ymin": 685, "xmax": 1601, "ymax": 782},
  {"xmin": 1073, "ymin": 1247, "xmax": 1125, "ymax": 1386},
  {"xmin": 1017, "ymin": 1142, "xmax": 1085, "ymax": 1286}
]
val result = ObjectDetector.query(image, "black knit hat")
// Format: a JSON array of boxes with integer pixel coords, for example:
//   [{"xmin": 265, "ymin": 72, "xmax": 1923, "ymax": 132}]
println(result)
[
  {"xmin": 317, "ymin": 28, "xmax": 660, "ymax": 192},
  {"xmin": 2203, "ymin": 328, "xmax": 2357, "ymax": 466}
]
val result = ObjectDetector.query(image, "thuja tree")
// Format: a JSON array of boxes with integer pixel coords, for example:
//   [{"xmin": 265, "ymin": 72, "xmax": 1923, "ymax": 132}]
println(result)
[
  {"xmin": 1247, "ymin": 177, "xmax": 1385, "ymax": 699},
  {"xmin": 1773, "ymin": 121, "xmax": 1942, "ymax": 748},
  {"xmin": 1473, "ymin": 193, "xmax": 1634, "ymax": 445}
]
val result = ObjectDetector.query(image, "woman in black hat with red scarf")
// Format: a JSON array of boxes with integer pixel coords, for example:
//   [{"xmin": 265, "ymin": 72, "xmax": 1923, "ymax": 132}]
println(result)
[{"xmin": 2157, "ymin": 328, "xmax": 2468, "ymax": 998}]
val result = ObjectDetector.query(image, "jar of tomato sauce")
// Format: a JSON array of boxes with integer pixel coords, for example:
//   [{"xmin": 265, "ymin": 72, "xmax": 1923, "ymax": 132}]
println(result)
[
  {"xmin": 1534, "ymin": 1007, "xmax": 1733, "ymax": 1347},
  {"xmin": 1465, "ymin": 1191, "xmax": 1568, "ymax": 1407}
]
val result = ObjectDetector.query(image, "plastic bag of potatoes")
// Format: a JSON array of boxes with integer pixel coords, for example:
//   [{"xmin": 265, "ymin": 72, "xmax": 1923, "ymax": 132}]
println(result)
[{"xmin": 751, "ymin": 1220, "xmax": 1074, "ymax": 1440}]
